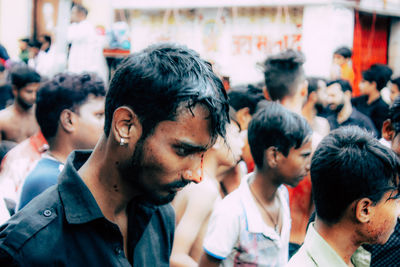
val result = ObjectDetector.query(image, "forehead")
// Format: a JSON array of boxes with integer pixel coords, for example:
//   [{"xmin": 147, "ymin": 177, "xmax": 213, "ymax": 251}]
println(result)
[
  {"xmin": 79, "ymin": 96, "xmax": 105, "ymax": 112},
  {"xmin": 22, "ymin": 83, "xmax": 40, "ymax": 91},
  {"xmin": 327, "ymin": 83, "xmax": 342, "ymax": 93},
  {"xmin": 151, "ymin": 105, "xmax": 213, "ymax": 147}
]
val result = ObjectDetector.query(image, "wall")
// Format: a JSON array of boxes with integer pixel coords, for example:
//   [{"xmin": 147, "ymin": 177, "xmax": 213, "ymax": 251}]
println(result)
[
  {"xmin": 389, "ymin": 18, "xmax": 400, "ymax": 77},
  {"xmin": 301, "ymin": 4, "xmax": 354, "ymax": 78},
  {"xmin": 0, "ymin": 0, "xmax": 32, "ymax": 59}
]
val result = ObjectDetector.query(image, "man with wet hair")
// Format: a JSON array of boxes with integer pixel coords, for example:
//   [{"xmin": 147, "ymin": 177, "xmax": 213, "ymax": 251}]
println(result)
[
  {"xmin": 289, "ymin": 126, "xmax": 400, "ymax": 267},
  {"xmin": 0, "ymin": 66, "xmax": 41, "ymax": 143},
  {"xmin": 0, "ymin": 43, "xmax": 229, "ymax": 266}
]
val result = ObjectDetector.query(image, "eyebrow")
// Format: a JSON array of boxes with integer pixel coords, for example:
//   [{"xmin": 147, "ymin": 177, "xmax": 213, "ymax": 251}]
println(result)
[{"xmin": 174, "ymin": 141, "xmax": 209, "ymax": 153}]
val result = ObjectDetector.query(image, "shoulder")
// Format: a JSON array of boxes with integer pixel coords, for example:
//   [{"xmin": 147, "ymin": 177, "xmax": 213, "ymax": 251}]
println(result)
[
  {"xmin": 0, "ymin": 186, "xmax": 61, "ymax": 259},
  {"xmin": 351, "ymin": 96, "xmax": 367, "ymax": 106}
]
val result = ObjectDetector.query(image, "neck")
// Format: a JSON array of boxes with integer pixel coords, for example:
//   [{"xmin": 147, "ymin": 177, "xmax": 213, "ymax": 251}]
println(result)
[
  {"xmin": 281, "ymin": 97, "xmax": 302, "ymax": 115},
  {"xmin": 367, "ymin": 90, "xmax": 380, "ymax": 105},
  {"xmin": 314, "ymin": 218, "xmax": 361, "ymax": 266},
  {"xmin": 78, "ymin": 135, "xmax": 137, "ymax": 222},
  {"xmin": 251, "ymin": 169, "xmax": 279, "ymax": 203},
  {"xmin": 13, "ymin": 102, "xmax": 33, "ymax": 115},
  {"xmin": 302, "ymin": 102, "xmax": 316, "ymax": 126},
  {"xmin": 337, "ymin": 102, "xmax": 352, "ymax": 124},
  {"xmin": 47, "ymin": 135, "xmax": 75, "ymax": 163}
]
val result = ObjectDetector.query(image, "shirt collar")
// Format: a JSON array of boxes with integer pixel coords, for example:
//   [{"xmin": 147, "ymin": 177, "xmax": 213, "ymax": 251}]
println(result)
[
  {"xmin": 239, "ymin": 173, "xmax": 289, "ymax": 240},
  {"xmin": 58, "ymin": 150, "xmax": 104, "ymax": 224},
  {"xmin": 304, "ymin": 223, "xmax": 371, "ymax": 267}
]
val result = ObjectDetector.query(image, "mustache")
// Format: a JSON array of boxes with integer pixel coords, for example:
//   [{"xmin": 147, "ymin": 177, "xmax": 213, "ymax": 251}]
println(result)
[{"xmin": 163, "ymin": 179, "xmax": 192, "ymax": 190}]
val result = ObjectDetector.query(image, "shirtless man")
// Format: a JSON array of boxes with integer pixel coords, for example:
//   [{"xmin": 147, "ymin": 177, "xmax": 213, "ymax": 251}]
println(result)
[
  {"xmin": 0, "ymin": 66, "xmax": 41, "ymax": 143},
  {"xmin": 171, "ymin": 116, "xmax": 244, "ymax": 267}
]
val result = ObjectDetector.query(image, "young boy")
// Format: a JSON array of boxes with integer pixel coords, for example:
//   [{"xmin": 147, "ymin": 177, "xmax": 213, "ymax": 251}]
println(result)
[
  {"xmin": 288, "ymin": 126, "xmax": 400, "ymax": 267},
  {"xmin": 199, "ymin": 102, "xmax": 312, "ymax": 266}
]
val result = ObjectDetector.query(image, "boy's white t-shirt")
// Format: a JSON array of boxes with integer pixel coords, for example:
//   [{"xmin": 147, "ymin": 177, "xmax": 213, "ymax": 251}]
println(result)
[{"xmin": 203, "ymin": 173, "xmax": 291, "ymax": 266}]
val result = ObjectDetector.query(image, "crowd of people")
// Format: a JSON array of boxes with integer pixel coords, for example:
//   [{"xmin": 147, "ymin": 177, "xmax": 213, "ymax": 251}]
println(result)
[{"xmin": 0, "ymin": 3, "xmax": 399, "ymax": 267}]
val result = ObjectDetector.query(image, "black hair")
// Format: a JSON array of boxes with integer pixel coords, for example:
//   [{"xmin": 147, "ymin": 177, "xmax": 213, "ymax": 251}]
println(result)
[
  {"xmin": 10, "ymin": 66, "xmax": 41, "ymax": 90},
  {"xmin": 307, "ymin": 77, "xmax": 326, "ymax": 95},
  {"xmin": 0, "ymin": 64, "xmax": 4, "ymax": 73},
  {"xmin": 73, "ymin": 3, "xmax": 88, "ymax": 16},
  {"xmin": 362, "ymin": 64, "xmax": 393, "ymax": 91},
  {"xmin": 36, "ymin": 73, "xmax": 106, "ymax": 141},
  {"xmin": 228, "ymin": 84, "xmax": 265, "ymax": 115},
  {"xmin": 388, "ymin": 96, "xmax": 400, "ymax": 134},
  {"xmin": 391, "ymin": 77, "xmax": 400, "ymax": 90},
  {"xmin": 28, "ymin": 40, "xmax": 42, "ymax": 50},
  {"xmin": 262, "ymin": 49, "xmax": 305, "ymax": 101},
  {"xmin": 311, "ymin": 126, "xmax": 400, "ymax": 224},
  {"xmin": 104, "ymin": 43, "xmax": 229, "ymax": 142},
  {"xmin": 327, "ymin": 79, "xmax": 352, "ymax": 93},
  {"xmin": 248, "ymin": 101, "xmax": 312, "ymax": 169},
  {"xmin": 334, "ymin": 46, "xmax": 352, "ymax": 59}
]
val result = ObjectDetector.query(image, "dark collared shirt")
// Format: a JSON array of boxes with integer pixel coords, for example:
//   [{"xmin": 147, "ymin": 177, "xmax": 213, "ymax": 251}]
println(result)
[
  {"xmin": 327, "ymin": 107, "xmax": 378, "ymax": 137},
  {"xmin": 352, "ymin": 95, "xmax": 389, "ymax": 138},
  {"xmin": 0, "ymin": 151, "xmax": 175, "ymax": 267}
]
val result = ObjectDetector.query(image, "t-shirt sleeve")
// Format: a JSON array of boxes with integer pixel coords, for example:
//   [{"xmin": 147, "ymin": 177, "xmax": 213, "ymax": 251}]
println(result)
[{"xmin": 203, "ymin": 199, "xmax": 241, "ymax": 260}]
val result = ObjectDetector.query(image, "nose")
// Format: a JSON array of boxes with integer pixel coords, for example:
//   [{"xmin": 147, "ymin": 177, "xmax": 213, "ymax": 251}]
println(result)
[{"xmin": 182, "ymin": 154, "xmax": 204, "ymax": 184}]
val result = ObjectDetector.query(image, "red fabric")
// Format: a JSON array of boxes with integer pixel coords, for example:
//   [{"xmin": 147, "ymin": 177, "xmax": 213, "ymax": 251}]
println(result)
[{"xmin": 286, "ymin": 174, "xmax": 313, "ymax": 244}]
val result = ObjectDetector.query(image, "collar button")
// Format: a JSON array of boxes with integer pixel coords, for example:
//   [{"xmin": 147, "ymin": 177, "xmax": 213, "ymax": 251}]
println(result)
[{"xmin": 43, "ymin": 209, "xmax": 52, "ymax": 217}]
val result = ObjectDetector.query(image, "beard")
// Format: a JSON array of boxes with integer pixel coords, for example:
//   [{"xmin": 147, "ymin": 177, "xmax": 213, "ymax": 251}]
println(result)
[
  {"xmin": 125, "ymin": 137, "xmax": 191, "ymax": 206},
  {"xmin": 328, "ymin": 102, "xmax": 344, "ymax": 114},
  {"xmin": 16, "ymin": 96, "xmax": 34, "ymax": 110}
]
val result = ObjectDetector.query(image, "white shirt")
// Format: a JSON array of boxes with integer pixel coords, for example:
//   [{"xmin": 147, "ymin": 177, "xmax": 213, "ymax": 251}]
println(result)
[{"xmin": 203, "ymin": 173, "xmax": 291, "ymax": 266}]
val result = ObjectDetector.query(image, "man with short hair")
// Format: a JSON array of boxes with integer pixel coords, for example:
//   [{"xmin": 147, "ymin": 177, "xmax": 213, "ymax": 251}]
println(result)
[
  {"xmin": 199, "ymin": 102, "xmax": 312, "ymax": 266},
  {"xmin": 288, "ymin": 126, "xmax": 400, "ymax": 267},
  {"xmin": 330, "ymin": 46, "xmax": 355, "ymax": 88},
  {"xmin": 0, "ymin": 43, "xmax": 229, "ymax": 266},
  {"xmin": 0, "ymin": 66, "xmax": 41, "ymax": 143},
  {"xmin": 18, "ymin": 73, "xmax": 106, "ymax": 209},
  {"xmin": 262, "ymin": 49, "xmax": 308, "ymax": 114},
  {"xmin": 353, "ymin": 64, "xmax": 393, "ymax": 137},
  {"xmin": 326, "ymin": 79, "xmax": 378, "ymax": 136}
]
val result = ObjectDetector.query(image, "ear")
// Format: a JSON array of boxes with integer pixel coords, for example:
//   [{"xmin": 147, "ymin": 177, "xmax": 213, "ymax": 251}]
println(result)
[
  {"xmin": 263, "ymin": 86, "xmax": 271, "ymax": 100},
  {"xmin": 355, "ymin": 198, "xmax": 373, "ymax": 223},
  {"xmin": 236, "ymin": 107, "xmax": 252, "ymax": 130},
  {"xmin": 300, "ymin": 80, "xmax": 308, "ymax": 98},
  {"xmin": 264, "ymin": 147, "xmax": 280, "ymax": 169},
  {"xmin": 11, "ymin": 86, "xmax": 18, "ymax": 97},
  {"xmin": 382, "ymin": 119, "xmax": 395, "ymax": 141},
  {"xmin": 59, "ymin": 109, "xmax": 76, "ymax": 133},
  {"xmin": 112, "ymin": 106, "xmax": 142, "ymax": 146}
]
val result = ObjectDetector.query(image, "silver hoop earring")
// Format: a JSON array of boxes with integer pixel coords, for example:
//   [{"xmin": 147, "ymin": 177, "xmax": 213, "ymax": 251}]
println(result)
[{"xmin": 120, "ymin": 138, "xmax": 125, "ymax": 146}]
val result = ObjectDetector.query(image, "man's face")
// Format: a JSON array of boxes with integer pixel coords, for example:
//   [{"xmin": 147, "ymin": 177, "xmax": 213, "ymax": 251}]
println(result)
[
  {"xmin": 327, "ymin": 83, "xmax": 345, "ymax": 112},
  {"xmin": 74, "ymin": 96, "xmax": 105, "ymax": 149},
  {"xmin": 71, "ymin": 6, "xmax": 84, "ymax": 23},
  {"xmin": 333, "ymin": 54, "xmax": 346, "ymax": 66},
  {"xmin": 367, "ymin": 190, "xmax": 400, "ymax": 244},
  {"xmin": 359, "ymin": 79, "xmax": 375, "ymax": 96},
  {"xmin": 122, "ymin": 105, "xmax": 214, "ymax": 205},
  {"xmin": 316, "ymin": 80, "xmax": 328, "ymax": 107},
  {"xmin": 215, "ymin": 122, "xmax": 244, "ymax": 168},
  {"xmin": 390, "ymin": 83, "xmax": 400, "ymax": 103},
  {"xmin": 276, "ymin": 140, "xmax": 312, "ymax": 187},
  {"xmin": 16, "ymin": 82, "xmax": 40, "ymax": 110}
]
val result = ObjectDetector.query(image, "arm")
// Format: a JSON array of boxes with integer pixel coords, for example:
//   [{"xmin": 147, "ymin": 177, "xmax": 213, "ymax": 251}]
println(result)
[
  {"xmin": 199, "ymin": 253, "xmax": 221, "ymax": 267},
  {"xmin": 170, "ymin": 185, "xmax": 218, "ymax": 267}
]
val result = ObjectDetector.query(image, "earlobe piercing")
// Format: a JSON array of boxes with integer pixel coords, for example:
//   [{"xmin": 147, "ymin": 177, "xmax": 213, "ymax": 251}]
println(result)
[{"xmin": 120, "ymin": 138, "xmax": 126, "ymax": 146}]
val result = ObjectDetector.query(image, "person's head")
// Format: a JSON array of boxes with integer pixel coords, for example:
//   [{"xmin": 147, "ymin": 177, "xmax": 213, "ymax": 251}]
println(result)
[
  {"xmin": 306, "ymin": 77, "xmax": 328, "ymax": 109},
  {"xmin": 311, "ymin": 126, "xmax": 400, "ymax": 244},
  {"xmin": 262, "ymin": 49, "xmax": 307, "ymax": 113},
  {"xmin": 360, "ymin": 64, "xmax": 393, "ymax": 95},
  {"xmin": 38, "ymin": 35, "xmax": 51, "ymax": 52},
  {"xmin": 36, "ymin": 73, "xmax": 106, "ymax": 150},
  {"xmin": 248, "ymin": 101, "xmax": 312, "ymax": 186},
  {"xmin": 10, "ymin": 66, "xmax": 41, "ymax": 110},
  {"xmin": 228, "ymin": 84, "xmax": 265, "ymax": 130},
  {"xmin": 333, "ymin": 46, "xmax": 352, "ymax": 66},
  {"xmin": 390, "ymin": 77, "xmax": 400, "ymax": 104},
  {"xmin": 105, "ymin": 43, "xmax": 229, "ymax": 205},
  {"xmin": 18, "ymin": 38, "xmax": 29, "ymax": 51},
  {"xmin": 326, "ymin": 79, "xmax": 352, "ymax": 113},
  {"xmin": 71, "ymin": 4, "xmax": 88, "ymax": 23},
  {"xmin": 382, "ymin": 96, "xmax": 400, "ymax": 155},
  {"xmin": 28, "ymin": 40, "xmax": 41, "ymax": 58}
]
